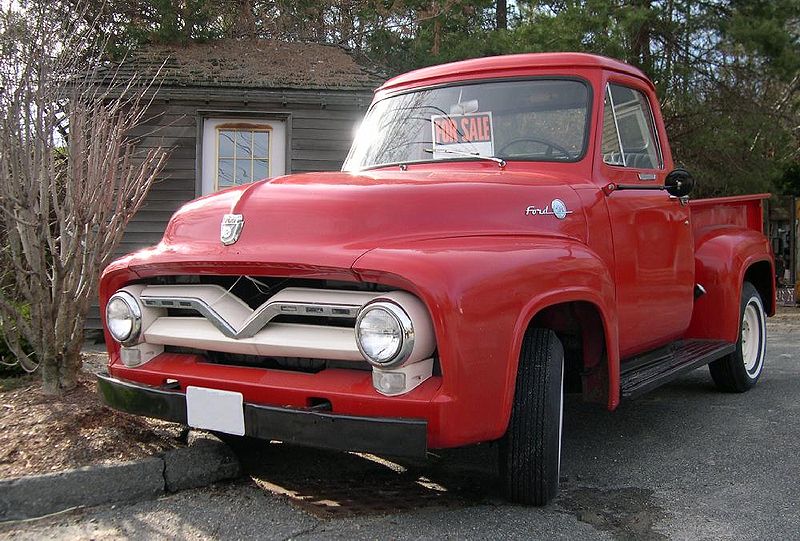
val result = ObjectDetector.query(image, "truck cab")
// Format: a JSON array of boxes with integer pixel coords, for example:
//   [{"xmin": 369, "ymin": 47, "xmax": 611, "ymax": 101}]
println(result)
[{"xmin": 97, "ymin": 53, "xmax": 775, "ymax": 506}]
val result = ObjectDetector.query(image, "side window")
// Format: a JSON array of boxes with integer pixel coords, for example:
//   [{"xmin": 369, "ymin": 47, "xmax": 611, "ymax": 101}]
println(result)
[{"xmin": 602, "ymin": 84, "xmax": 662, "ymax": 169}]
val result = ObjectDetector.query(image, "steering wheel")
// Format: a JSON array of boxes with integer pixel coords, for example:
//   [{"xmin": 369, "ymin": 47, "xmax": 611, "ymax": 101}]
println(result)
[{"xmin": 498, "ymin": 137, "xmax": 572, "ymax": 159}]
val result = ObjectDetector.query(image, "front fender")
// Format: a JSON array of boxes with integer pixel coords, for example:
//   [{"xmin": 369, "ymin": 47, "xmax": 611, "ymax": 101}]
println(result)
[{"xmin": 352, "ymin": 235, "xmax": 618, "ymax": 447}]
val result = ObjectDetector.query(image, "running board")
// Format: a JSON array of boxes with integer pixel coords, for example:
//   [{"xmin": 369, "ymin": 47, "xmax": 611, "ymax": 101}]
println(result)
[{"xmin": 620, "ymin": 340, "xmax": 735, "ymax": 399}]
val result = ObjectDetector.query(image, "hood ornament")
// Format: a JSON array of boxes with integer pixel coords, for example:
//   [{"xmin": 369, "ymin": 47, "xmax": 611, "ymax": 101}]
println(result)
[{"xmin": 220, "ymin": 214, "xmax": 244, "ymax": 245}]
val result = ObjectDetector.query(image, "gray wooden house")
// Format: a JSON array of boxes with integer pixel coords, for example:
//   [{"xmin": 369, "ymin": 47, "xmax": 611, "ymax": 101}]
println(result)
[{"xmin": 88, "ymin": 40, "xmax": 381, "ymax": 328}]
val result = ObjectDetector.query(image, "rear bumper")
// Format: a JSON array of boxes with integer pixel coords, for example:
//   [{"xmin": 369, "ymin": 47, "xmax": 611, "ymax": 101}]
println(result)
[{"xmin": 96, "ymin": 372, "xmax": 428, "ymax": 458}]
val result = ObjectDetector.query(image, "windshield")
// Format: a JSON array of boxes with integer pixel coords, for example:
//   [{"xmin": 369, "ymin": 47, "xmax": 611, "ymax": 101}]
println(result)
[{"xmin": 344, "ymin": 79, "xmax": 591, "ymax": 171}]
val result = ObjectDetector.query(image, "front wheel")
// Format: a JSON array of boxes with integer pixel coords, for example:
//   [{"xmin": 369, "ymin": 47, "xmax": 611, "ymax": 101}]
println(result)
[
  {"xmin": 499, "ymin": 328, "xmax": 564, "ymax": 506},
  {"xmin": 709, "ymin": 281, "xmax": 767, "ymax": 392}
]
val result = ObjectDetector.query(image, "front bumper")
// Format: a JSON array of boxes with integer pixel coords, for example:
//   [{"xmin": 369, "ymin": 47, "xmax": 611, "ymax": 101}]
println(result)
[{"xmin": 97, "ymin": 372, "xmax": 428, "ymax": 458}]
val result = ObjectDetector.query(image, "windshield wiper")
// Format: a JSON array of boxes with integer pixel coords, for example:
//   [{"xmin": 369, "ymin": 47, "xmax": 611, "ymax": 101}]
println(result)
[{"xmin": 423, "ymin": 147, "xmax": 506, "ymax": 168}]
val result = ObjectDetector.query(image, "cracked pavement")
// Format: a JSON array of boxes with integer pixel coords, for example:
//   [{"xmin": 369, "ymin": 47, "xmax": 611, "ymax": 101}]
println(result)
[{"xmin": 1, "ymin": 311, "xmax": 798, "ymax": 540}]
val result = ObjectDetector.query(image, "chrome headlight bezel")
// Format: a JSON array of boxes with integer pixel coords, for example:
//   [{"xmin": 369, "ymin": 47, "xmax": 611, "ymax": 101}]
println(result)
[
  {"xmin": 355, "ymin": 300, "xmax": 415, "ymax": 368},
  {"xmin": 106, "ymin": 290, "xmax": 142, "ymax": 346}
]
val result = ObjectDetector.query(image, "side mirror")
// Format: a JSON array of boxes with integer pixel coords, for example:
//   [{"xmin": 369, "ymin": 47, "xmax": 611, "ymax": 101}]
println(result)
[{"xmin": 665, "ymin": 168, "xmax": 695, "ymax": 198}]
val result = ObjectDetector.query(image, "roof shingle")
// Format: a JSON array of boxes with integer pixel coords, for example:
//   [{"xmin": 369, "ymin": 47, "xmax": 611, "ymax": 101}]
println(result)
[{"xmin": 108, "ymin": 39, "xmax": 382, "ymax": 91}]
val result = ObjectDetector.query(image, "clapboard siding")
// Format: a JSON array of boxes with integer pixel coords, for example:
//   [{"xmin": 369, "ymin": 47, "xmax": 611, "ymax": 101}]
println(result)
[
  {"xmin": 140, "ymin": 199, "xmax": 185, "ymax": 211},
  {"xmin": 155, "ymin": 170, "xmax": 199, "ymax": 181},
  {"xmin": 127, "ymin": 211, "xmax": 178, "ymax": 225},
  {"xmin": 142, "ymin": 188, "xmax": 196, "ymax": 200},
  {"xmin": 130, "ymin": 125, "xmax": 197, "ymax": 139},
  {"xmin": 137, "ymin": 136, "xmax": 196, "ymax": 149},
  {"xmin": 290, "ymin": 117, "xmax": 359, "ymax": 131},
  {"xmin": 117, "ymin": 233, "xmax": 164, "ymax": 248},
  {"xmin": 292, "ymin": 138, "xmax": 353, "ymax": 151},
  {"xmin": 163, "ymin": 159, "xmax": 201, "ymax": 170},
  {"xmin": 144, "ymin": 114, "xmax": 196, "ymax": 127},
  {"xmin": 292, "ymin": 159, "xmax": 346, "ymax": 171},
  {"xmin": 87, "ymin": 88, "xmax": 372, "ymax": 328},
  {"xmin": 151, "ymin": 178, "xmax": 196, "ymax": 192},
  {"xmin": 291, "ymin": 149, "xmax": 353, "ymax": 161}
]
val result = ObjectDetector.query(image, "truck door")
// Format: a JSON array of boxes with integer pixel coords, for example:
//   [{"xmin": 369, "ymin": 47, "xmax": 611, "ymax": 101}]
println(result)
[{"xmin": 598, "ymin": 81, "xmax": 695, "ymax": 358}]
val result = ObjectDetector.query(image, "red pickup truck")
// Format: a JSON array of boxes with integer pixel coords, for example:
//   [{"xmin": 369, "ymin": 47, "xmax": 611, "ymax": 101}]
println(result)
[{"xmin": 97, "ymin": 53, "xmax": 774, "ymax": 506}]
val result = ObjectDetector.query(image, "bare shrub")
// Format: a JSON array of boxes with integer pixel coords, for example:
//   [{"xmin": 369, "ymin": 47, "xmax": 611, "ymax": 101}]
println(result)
[{"xmin": 0, "ymin": 4, "xmax": 168, "ymax": 393}]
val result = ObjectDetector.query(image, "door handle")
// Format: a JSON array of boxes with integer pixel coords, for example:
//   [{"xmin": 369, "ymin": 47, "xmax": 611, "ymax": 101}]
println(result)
[{"xmin": 602, "ymin": 182, "xmax": 666, "ymax": 195}]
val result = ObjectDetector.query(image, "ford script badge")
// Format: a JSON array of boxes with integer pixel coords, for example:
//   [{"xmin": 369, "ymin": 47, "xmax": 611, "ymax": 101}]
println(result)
[
  {"xmin": 525, "ymin": 199, "xmax": 573, "ymax": 220},
  {"xmin": 220, "ymin": 214, "xmax": 244, "ymax": 245}
]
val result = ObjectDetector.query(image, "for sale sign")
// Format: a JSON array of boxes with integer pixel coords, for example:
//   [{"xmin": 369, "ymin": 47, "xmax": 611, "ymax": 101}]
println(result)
[{"xmin": 431, "ymin": 112, "xmax": 495, "ymax": 160}]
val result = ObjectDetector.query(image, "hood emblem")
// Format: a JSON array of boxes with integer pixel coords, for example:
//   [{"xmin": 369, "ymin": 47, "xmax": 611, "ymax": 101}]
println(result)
[
  {"xmin": 525, "ymin": 199, "xmax": 573, "ymax": 220},
  {"xmin": 220, "ymin": 214, "xmax": 244, "ymax": 245}
]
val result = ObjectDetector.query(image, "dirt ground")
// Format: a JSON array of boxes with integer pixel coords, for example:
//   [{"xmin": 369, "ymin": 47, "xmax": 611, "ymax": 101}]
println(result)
[
  {"xmin": 0, "ymin": 353, "xmax": 183, "ymax": 479},
  {"xmin": 770, "ymin": 304, "xmax": 800, "ymax": 333}
]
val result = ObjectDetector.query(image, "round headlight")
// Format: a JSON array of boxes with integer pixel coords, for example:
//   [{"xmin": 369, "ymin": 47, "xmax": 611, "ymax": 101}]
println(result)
[
  {"xmin": 355, "ymin": 301, "xmax": 414, "ymax": 367},
  {"xmin": 106, "ymin": 291, "xmax": 142, "ymax": 346}
]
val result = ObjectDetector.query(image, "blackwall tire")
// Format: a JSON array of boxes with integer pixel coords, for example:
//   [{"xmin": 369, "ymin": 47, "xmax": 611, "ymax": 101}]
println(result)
[
  {"xmin": 499, "ymin": 328, "xmax": 564, "ymax": 506},
  {"xmin": 709, "ymin": 281, "xmax": 767, "ymax": 392}
]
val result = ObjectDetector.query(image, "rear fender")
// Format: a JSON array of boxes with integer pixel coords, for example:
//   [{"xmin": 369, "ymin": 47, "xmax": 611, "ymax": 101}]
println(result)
[
  {"xmin": 353, "ymin": 235, "xmax": 619, "ymax": 447},
  {"xmin": 687, "ymin": 229, "xmax": 775, "ymax": 342}
]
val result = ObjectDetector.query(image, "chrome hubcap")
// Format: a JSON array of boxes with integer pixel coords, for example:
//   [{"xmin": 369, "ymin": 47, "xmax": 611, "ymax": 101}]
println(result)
[{"xmin": 741, "ymin": 302, "xmax": 761, "ymax": 373}]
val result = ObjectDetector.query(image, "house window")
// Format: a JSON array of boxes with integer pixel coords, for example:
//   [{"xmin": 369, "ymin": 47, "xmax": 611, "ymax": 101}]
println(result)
[
  {"xmin": 201, "ymin": 117, "xmax": 287, "ymax": 195},
  {"xmin": 216, "ymin": 127, "xmax": 271, "ymax": 189}
]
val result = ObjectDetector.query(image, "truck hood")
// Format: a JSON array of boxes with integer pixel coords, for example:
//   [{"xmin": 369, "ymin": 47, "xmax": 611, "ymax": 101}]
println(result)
[{"xmin": 153, "ymin": 169, "xmax": 588, "ymax": 270}]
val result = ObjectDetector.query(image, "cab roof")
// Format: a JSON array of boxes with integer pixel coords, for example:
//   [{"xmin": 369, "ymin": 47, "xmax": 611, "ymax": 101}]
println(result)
[{"xmin": 377, "ymin": 52, "xmax": 651, "ymax": 94}]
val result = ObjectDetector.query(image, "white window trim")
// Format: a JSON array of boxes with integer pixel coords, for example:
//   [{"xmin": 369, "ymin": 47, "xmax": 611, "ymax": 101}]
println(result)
[{"xmin": 196, "ymin": 111, "xmax": 291, "ymax": 197}]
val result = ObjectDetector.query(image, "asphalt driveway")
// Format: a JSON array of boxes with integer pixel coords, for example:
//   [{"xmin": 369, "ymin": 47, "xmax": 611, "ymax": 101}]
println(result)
[{"xmin": 2, "ymin": 311, "xmax": 798, "ymax": 540}]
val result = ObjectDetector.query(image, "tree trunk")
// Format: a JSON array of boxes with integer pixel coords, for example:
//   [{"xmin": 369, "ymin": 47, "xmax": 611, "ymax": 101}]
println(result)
[
  {"xmin": 431, "ymin": 1, "xmax": 441, "ymax": 57},
  {"xmin": 628, "ymin": 0, "xmax": 653, "ymax": 75},
  {"xmin": 497, "ymin": 0, "xmax": 507, "ymax": 30},
  {"xmin": 39, "ymin": 331, "xmax": 83, "ymax": 394},
  {"xmin": 41, "ymin": 356, "xmax": 62, "ymax": 394},
  {"xmin": 58, "ymin": 353, "xmax": 80, "ymax": 391}
]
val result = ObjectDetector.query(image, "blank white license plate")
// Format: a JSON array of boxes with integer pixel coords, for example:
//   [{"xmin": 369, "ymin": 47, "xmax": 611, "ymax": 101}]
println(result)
[{"xmin": 185, "ymin": 386, "xmax": 245, "ymax": 436}]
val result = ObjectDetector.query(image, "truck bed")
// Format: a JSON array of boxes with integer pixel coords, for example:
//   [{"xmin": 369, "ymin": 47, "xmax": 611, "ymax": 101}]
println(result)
[{"xmin": 690, "ymin": 193, "xmax": 770, "ymax": 238}]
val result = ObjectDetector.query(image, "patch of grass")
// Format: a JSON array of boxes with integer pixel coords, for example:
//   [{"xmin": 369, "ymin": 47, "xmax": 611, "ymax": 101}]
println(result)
[{"xmin": 0, "ymin": 373, "xmax": 37, "ymax": 393}]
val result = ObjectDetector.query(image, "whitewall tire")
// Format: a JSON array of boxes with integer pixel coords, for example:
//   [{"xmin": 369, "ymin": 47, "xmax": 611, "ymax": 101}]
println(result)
[{"xmin": 709, "ymin": 281, "xmax": 767, "ymax": 392}]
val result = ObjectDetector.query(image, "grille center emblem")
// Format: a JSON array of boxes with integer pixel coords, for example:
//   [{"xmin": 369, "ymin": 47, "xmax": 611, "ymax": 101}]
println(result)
[{"xmin": 220, "ymin": 214, "xmax": 244, "ymax": 245}]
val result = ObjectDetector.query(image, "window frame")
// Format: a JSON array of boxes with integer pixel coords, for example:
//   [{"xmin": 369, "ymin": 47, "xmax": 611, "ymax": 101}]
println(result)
[
  {"xmin": 214, "ymin": 123, "xmax": 273, "ymax": 191},
  {"xmin": 602, "ymin": 82, "xmax": 664, "ymax": 171},
  {"xmin": 196, "ymin": 111, "xmax": 291, "ymax": 197}
]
